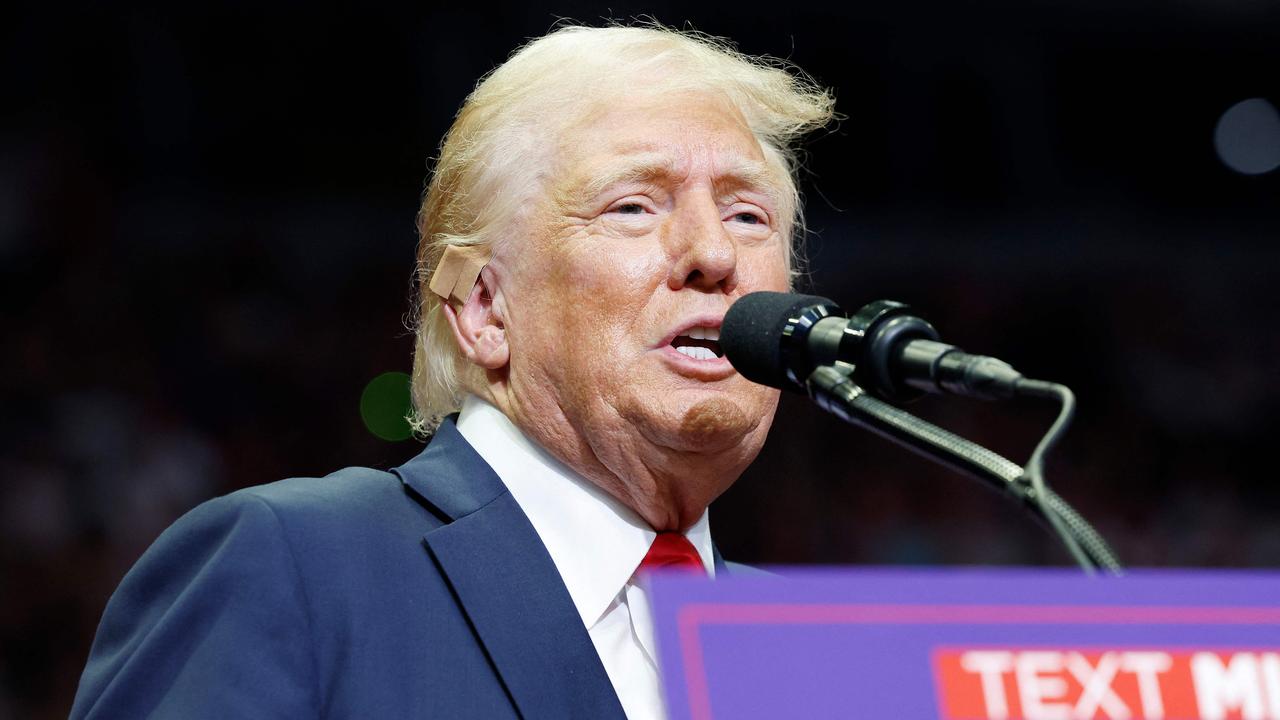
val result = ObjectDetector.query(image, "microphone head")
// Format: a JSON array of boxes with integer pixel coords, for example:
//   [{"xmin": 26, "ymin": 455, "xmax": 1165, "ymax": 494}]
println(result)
[{"xmin": 722, "ymin": 291, "xmax": 840, "ymax": 391}]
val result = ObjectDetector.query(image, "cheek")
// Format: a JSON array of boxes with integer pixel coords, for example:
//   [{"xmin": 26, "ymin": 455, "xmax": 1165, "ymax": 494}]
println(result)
[
  {"xmin": 563, "ymin": 240, "xmax": 665, "ymax": 291},
  {"xmin": 552, "ymin": 242, "xmax": 666, "ymax": 327},
  {"xmin": 741, "ymin": 241, "xmax": 791, "ymax": 292},
  {"xmin": 511, "ymin": 242, "xmax": 663, "ymax": 380}
]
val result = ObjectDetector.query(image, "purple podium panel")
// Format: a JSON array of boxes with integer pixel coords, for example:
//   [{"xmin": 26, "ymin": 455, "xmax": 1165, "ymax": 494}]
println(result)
[{"xmin": 648, "ymin": 568, "xmax": 1280, "ymax": 720}]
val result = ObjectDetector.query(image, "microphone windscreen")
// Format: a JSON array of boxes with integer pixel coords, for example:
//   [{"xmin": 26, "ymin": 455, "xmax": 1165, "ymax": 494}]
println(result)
[{"xmin": 722, "ymin": 291, "xmax": 835, "ymax": 391}]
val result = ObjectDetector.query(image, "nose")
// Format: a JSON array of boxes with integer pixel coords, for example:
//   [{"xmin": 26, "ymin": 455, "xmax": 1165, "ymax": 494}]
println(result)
[{"xmin": 666, "ymin": 190, "xmax": 738, "ymax": 293}]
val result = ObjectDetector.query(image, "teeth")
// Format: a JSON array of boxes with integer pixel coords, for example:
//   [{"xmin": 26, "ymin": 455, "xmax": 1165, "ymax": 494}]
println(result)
[
  {"xmin": 681, "ymin": 326, "xmax": 720, "ymax": 341},
  {"xmin": 676, "ymin": 346, "xmax": 717, "ymax": 361}
]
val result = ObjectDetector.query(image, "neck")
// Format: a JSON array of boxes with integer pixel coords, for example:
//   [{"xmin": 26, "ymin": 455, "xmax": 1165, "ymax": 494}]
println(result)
[{"xmin": 476, "ymin": 386, "xmax": 736, "ymax": 531}]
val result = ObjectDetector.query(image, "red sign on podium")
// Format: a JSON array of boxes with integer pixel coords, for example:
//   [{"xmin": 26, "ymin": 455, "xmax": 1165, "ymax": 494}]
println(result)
[{"xmin": 935, "ymin": 647, "xmax": 1280, "ymax": 719}]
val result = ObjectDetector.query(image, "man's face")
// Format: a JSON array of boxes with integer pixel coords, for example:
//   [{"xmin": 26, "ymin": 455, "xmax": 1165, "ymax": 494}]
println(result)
[{"xmin": 490, "ymin": 90, "xmax": 790, "ymax": 527}]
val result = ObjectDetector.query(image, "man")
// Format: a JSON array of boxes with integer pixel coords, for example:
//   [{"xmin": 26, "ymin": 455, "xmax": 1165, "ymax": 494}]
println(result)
[{"xmin": 72, "ymin": 24, "xmax": 834, "ymax": 719}]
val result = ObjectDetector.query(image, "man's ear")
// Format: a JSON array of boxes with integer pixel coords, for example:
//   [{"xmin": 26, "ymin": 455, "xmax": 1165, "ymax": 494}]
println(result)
[{"xmin": 441, "ymin": 272, "xmax": 509, "ymax": 371}]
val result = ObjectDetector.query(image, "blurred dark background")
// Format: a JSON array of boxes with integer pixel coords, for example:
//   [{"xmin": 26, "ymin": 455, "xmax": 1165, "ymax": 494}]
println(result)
[{"xmin": 3, "ymin": 0, "xmax": 1278, "ymax": 716}]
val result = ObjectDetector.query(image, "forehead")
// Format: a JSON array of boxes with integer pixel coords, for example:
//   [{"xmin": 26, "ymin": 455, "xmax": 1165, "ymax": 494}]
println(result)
[{"xmin": 550, "ymin": 91, "xmax": 782, "ymax": 198}]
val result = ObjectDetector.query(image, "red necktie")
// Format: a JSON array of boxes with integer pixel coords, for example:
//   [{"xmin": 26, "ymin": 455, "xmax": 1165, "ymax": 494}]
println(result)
[{"xmin": 640, "ymin": 532, "xmax": 705, "ymax": 574}]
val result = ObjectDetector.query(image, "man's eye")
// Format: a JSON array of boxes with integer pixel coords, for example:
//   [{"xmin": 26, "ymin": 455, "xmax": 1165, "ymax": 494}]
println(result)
[
  {"xmin": 612, "ymin": 203, "xmax": 646, "ymax": 215},
  {"xmin": 731, "ymin": 211, "xmax": 762, "ymax": 225}
]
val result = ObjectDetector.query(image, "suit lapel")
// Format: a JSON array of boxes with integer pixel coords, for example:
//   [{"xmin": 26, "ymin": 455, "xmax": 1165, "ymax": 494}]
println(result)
[
  {"xmin": 395, "ymin": 420, "xmax": 626, "ymax": 720},
  {"xmin": 712, "ymin": 541, "xmax": 727, "ymax": 573}
]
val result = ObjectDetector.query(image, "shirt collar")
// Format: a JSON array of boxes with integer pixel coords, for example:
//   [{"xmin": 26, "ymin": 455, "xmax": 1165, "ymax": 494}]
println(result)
[{"xmin": 455, "ymin": 395, "xmax": 714, "ymax": 628}]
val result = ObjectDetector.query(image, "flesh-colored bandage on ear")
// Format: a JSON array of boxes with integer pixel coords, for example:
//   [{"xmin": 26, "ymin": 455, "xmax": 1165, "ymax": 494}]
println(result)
[{"xmin": 428, "ymin": 244, "xmax": 490, "ymax": 305}]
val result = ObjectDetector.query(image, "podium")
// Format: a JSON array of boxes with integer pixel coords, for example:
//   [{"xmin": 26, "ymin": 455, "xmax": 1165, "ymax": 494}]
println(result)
[{"xmin": 649, "ymin": 569, "xmax": 1280, "ymax": 720}]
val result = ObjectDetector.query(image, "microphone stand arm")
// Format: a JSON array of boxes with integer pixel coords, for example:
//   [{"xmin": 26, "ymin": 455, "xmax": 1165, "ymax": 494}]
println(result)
[{"xmin": 806, "ymin": 365, "xmax": 1122, "ymax": 575}]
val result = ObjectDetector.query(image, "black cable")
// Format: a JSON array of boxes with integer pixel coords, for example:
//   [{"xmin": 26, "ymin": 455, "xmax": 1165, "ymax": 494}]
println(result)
[
  {"xmin": 1043, "ymin": 488, "xmax": 1124, "ymax": 573},
  {"xmin": 806, "ymin": 366, "xmax": 1123, "ymax": 574},
  {"xmin": 1016, "ymin": 379, "xmax": 1122, "ymax": 575},
  {"xmin": 1013, "ymin": 379, "xmax": 1093, "ymax": 573}
]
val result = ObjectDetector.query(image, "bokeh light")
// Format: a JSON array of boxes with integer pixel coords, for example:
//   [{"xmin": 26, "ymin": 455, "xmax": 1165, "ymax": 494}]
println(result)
[
  {"xmin": 1214, "ymin": 98, "xmax": 1280, "ymax": 175},
  {"xmin": 359, "ymin": 371, "xmax": 414, "ymax": 442}
]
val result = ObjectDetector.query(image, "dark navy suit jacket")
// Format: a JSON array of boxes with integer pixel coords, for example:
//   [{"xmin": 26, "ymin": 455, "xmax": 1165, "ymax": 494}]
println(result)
[{"xmin": 72, "ymin": 418, "xmax": 731, "ymax": 718}]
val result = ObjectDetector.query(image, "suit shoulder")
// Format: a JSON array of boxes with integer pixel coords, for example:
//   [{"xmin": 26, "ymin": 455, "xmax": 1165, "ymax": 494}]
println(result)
[
  {"xmin": 174, "ymin": 462, "xmax": 436, "ymax": 551},
  {"xmin": 121, "ymin": 465, "xmax": 410, "ymax": 576},
  {"xmin": 236, "ymin": 465, "xmax": 406, "ymax": 518},
  {"xmin": 235, "ymin": 461, "xmax": 424, "ymax": 517}
]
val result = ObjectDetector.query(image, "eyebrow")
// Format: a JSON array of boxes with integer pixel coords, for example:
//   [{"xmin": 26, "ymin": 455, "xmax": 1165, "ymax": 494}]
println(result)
[
  {"xmin": 565, "ymin": 152, "xmax": 784, "ymax": 207},
  {"xmin": 712, "ymin": 158, "xmax": 783, "ymax": 200},
  {"xmin": 567, "ymin": 153, "xmax": 676, "ymax": 206}
]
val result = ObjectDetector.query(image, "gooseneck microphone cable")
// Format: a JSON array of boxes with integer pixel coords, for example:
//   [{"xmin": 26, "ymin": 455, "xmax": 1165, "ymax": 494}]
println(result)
[
  {"xmin": 1015, "ymin": 379, "xmax": 1123, "ymax": 573},
  {"xmin": 1013, "ymin": 380, "xmax": 1093, "ymax": 572}
]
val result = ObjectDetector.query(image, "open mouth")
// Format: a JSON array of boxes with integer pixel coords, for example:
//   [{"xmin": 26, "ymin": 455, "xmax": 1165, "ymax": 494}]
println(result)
[{"xmin": 670, "ymin": 326, "xmax": 723, "ymax": 360}]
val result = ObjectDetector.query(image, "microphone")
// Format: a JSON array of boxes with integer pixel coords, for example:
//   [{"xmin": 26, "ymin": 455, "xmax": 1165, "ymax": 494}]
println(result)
[{"xmin": 721, "ymin": 291, "xmax": 1025, "ymax": 402}]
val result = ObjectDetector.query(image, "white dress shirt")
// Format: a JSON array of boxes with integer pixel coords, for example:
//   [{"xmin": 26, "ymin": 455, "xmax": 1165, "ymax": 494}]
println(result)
[{"xmin": 455, "ymin": 395, "xmax": 714, "ymax": 720}]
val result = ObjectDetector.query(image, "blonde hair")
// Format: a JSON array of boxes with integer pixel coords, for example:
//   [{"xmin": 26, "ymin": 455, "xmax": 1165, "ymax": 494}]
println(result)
[{"xmin": 409, "ymin": 22, "xmax": 836, "ymax": 434}]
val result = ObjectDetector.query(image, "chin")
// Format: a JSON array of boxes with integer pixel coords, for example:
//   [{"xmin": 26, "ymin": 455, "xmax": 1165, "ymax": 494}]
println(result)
[{"xmin": 643, "ymin": 387, "xmax": 778, "ymax": 456}]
